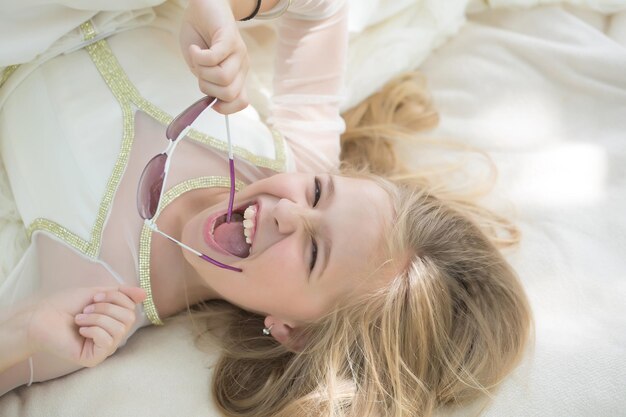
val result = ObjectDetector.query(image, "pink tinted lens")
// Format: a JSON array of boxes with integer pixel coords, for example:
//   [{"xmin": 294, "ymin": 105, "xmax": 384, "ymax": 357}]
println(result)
[
  {"xmin": 166, "ymin": 96, "xmax": 216, "ymax": 141},
  {"xmin": 137, "ymin": 153, "xmax": 168, "ymax": 220}
]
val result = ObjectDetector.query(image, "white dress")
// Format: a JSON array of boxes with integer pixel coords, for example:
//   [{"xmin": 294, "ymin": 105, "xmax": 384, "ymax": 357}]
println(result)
[{"xmin": 0, "ymin": 0, "xmax": 347, "ymax": 391}]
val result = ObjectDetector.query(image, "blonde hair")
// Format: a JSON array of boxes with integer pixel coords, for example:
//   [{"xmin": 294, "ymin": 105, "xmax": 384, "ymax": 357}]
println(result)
[{"xmin": 181, "ymin": 71, "xmax": 532, "ymax": 417}]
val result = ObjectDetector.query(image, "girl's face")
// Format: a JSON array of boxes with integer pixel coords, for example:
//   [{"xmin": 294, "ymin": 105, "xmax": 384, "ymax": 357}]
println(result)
[{"xmin": 181, "ymin": 172, "xmax": 395, "ymax": 327}]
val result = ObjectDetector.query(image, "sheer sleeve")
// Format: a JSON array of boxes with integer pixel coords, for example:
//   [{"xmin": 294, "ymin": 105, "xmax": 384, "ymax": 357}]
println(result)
[
  {"xmin": 266, "ymin": 0, "xmax": 349, "ymax": 172},
  {"xmin": 0, "ymin": 232, "xmax": 143, "ymax": 395}
]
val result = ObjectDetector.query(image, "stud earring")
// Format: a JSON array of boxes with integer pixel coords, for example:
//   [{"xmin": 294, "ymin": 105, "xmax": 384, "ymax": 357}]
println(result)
[{"xmin": 262, "ymin": 324, "xmax": 274, "ymax": 336}]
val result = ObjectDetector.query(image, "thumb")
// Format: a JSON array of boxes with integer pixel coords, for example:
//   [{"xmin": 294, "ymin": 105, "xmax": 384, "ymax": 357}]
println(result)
[{"xmin": 119, "ymin": 286, "xmax": 147, "ymax": 304}]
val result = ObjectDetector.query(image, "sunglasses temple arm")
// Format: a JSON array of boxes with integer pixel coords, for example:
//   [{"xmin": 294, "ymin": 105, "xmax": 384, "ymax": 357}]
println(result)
[
  {"xmin": 149, "ymin": 223, "xmax": 242, "ymax": 272},
  {"xmin": 155, "ymin": 126, "xmax": 187, "ymax": 221},
  {"xmin": 225, "ymin": 114, "xmax": 236, "ymax": 223}
]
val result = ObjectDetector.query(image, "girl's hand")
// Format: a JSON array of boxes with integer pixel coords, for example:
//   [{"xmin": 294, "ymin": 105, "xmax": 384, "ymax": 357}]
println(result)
[
  {"xmin": 26, "ymin": 286, "xmax": 146, "ymax": 368},
  {"xmin": 180, "ymin": 0, "xmax": 250, "ymax": 115}
]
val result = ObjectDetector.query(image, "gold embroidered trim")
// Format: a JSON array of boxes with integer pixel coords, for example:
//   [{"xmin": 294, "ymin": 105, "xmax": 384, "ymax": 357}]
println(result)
[
  {"xmin": 78, "ymin": 20, "xmax": 286, "ymax": 172},
  {"xmin": 28, "ymin": 21, "xmax": 285, "ymax": 253},
  {"xmin": 80, "ymin": 21, "xmax": 97, "ymax": 40},
  {"xmin": 187, "ymin": 127, "xmax": 286, "ymax": 172},
  {"xmin": 27, "ymin": 219, "xmax": 90, "ymax": 253},
  {"xmin": 26, "ymin": 25, "xmax": 136, "ymax": 259},
  {"xmin": 0, "ymin": 65, "xmax": 19, "ymax": 90},
  {"xmin": 25, "ymin": 21, "xmax": 285, "ymax": 320},
  {"xmin": 130, "ymin": 92, "xmax": 286, "ymax": 172},
  {"xmin": 139, "ymin": 176, "xmax": 245, "ymax": 325}
]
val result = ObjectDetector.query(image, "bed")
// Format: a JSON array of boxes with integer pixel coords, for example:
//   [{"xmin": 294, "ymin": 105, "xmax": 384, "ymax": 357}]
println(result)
[{"xmin": 1, "ymin": 1, "xmax": 625, "ymax": 415}]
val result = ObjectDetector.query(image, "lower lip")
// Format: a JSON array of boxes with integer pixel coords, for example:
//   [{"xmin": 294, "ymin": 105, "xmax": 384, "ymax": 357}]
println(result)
[{"xmin": 203, "ymin": 214, "xmax": 233, "ymax": 257}]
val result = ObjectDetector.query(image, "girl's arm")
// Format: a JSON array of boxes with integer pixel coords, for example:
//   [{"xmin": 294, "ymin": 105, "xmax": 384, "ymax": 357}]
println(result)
[
  {"xmin": 0, "ymin": 308, "xmax": 35, "ymax": 373},
  {"xmin": 179, "ymin": 0, "xmax": 280, "ymax": 114},
  {"xmin": 0, "ymin": 308, "xmax": 36, "ymax": 396},
  {"xmin": 179, "ymin": 0, "xmax": 349, "ymax": 167},
  {"xmin": 0, "ymin": 286, "xmax": 145, "ymax": 396},
  {"xmin": 268, "ymin": 0, "xmax": 350, "ymax": 171}
]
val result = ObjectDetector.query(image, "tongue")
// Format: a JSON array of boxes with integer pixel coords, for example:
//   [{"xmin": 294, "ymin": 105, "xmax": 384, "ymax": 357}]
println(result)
[{"xmin": 213, "ymin": 220, "xmax": 250, "ymax": 258}]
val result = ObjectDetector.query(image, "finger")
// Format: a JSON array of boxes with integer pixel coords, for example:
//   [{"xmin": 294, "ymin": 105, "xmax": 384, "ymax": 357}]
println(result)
[
  {"xmin": 92, "ymin": 289, "xmax": 135, "ymax": 310},
  {"xmin": 198, "ymin": 70, "xmax": 247, "ymax": 103},
  {"xmin": 76, "ymin": 313, "xmax": 127, "ymax": 340},
  {"xmin": 82, "ymin": 302, "xmax": 136, "ymax": 327},
  {"xmin": 190, "ymin": 41, "xmax": 231, "ymax": 68},
  {"xmin": 212, "ymin": 89, "xmax": 249, "ymax": 115},
  {"xmin": 196, "ymin": 55, "xmax": 242, "ymax": 87},
  {"xmin": 79, "ymin": 326, "xmax": 114, "ymax": 351},
  {"xmin": 180, "ymin": 24, "xmax": 208, "ymax": 68},
  {"xmin": 118, "ymin": 286, "xmax": 146, "ymax": 304}
]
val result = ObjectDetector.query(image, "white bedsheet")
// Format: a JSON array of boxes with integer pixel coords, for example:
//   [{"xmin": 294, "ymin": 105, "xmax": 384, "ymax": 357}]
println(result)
[
  {"xmin": 420, "ymin": 5, "xmax": 626, "ymax": 417},
  {"xmin": 1, "ymin": 4, "xmax": 625, "ymax": 417}
]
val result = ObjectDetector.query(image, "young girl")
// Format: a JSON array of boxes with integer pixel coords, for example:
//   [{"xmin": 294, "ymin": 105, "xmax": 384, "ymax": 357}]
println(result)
[{"xmin": 0, "ymin": 0, "xmax": 532, "ymax": 415}]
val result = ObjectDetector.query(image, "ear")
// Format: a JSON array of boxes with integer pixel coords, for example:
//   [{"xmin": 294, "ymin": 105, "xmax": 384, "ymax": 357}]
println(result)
[{"xmin": 264, "ymin": 316, "xmax": 309, "ymax": 353}]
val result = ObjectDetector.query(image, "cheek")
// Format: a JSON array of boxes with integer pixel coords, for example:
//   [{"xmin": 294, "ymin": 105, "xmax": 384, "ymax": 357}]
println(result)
[
  {"xmin": 251, "ymin": 238, "xmax": 304, "ymax": 283},
  {"xmin": 242, "ymin": 173, "xmax": 303, "ymax": 200},
  {"xmin": 218, "ymin": 239, "xmax": 306, "ymax": 315}
]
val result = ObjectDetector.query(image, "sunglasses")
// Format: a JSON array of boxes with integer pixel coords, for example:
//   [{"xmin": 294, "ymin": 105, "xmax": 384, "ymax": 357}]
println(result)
[{"xmin": 137, "ymin": 96, "xmax": 242, "ymax": 272}]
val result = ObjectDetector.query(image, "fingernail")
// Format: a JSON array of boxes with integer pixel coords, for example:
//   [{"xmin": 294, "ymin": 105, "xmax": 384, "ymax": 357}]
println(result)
[
  {"xmin": 94, "ymin": 293, "xmax": 105, "ymax": 302},
  {"xmin": 83, "ymin": 305, "xmax": 95, "ymax": 314},
  {"xmin": 76, "ymin": 314, "xmax": 86, "ymax": 321}
]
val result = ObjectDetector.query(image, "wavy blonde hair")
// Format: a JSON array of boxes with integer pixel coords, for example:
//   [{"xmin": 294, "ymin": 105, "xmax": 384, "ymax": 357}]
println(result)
[{"xmin": 180, "ymin": 71, "xmax": 532, "ymax": 417}]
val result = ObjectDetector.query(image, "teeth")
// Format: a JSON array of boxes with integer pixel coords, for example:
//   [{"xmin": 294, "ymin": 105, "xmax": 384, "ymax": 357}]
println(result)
[
  {"xmin": 242, "ymin": 204, "xmax": 257, "ymax": 246},
  {"xmin": 243, "ymin": 205, "xmax": 256, "ymax": 220}
]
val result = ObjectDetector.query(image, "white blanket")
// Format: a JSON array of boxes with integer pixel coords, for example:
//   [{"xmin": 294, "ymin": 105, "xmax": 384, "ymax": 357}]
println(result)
[
  {"xmin": 421, "ymin": 5, "xmax": 626, "ymax": 417},
  {"xmin": 1, "ymin": 3, "xmax": 626, "ymax": 417}
]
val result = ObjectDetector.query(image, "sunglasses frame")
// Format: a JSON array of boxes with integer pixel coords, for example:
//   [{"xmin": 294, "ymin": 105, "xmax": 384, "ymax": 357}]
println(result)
[{"xmin": 137, "ymin": 96, "xmax": 243, "ymax": 272}]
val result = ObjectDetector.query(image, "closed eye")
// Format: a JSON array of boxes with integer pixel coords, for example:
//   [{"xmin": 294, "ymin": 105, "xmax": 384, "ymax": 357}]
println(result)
[
  {"xmin": 310, "ymin": 239, "xmax": 318, "ymax": 272},
  {"xmin": 313, "ymin": 177, "xmax": 321, "ymax": 207},
  {"xmin": 309, "ymin": 176, "xmax": 321, "ymax": 272}
]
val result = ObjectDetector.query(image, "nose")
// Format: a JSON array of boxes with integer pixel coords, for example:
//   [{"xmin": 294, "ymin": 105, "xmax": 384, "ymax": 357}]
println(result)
[{"xmin": 272, "ymin": 198, "xmax": 309, "ymax": 235}]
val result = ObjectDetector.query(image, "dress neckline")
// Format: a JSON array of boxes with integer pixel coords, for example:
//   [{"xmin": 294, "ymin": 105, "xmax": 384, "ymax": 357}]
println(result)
[{"xmin": 138, "ymin": 175, "xmax": 245, "ymax": 325}]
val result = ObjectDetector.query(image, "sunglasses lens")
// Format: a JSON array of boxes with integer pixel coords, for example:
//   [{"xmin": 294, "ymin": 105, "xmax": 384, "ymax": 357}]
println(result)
[
  {"xmin": 137, "ymin": 153, "xmax": 168, "ymax": 220},
  {"xmin": 166, "ymin": 96, "xmax": 216, "ymax": 141}
]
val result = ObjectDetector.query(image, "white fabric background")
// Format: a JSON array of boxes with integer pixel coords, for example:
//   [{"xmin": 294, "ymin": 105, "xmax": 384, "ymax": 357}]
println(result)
[{"xmin": 419, "ymin": 6, "xmax": 626, "ymax": 417}]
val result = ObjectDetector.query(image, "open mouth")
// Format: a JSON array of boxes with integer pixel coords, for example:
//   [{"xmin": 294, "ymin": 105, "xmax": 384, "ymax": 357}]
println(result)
[{"xmin": 210, "ymin": 203, "xmax": 256, "ymax": 258}]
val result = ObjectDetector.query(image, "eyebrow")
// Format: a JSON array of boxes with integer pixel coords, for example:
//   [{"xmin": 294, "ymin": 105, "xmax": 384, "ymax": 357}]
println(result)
[{"xmin": 318, "ymin": 174, "xmax": 335, "ymax": 281}]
